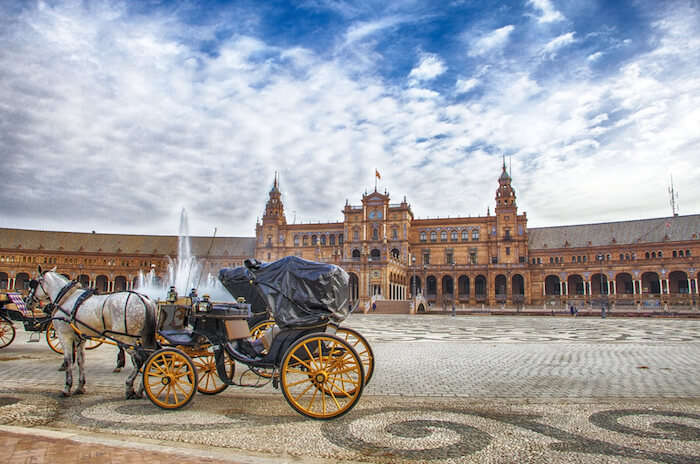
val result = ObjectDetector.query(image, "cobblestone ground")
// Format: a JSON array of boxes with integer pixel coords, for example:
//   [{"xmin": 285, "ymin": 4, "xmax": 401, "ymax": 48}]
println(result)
[{"xmin": 1, "ymin": 315, "xmax": 699, "ymax": 463}]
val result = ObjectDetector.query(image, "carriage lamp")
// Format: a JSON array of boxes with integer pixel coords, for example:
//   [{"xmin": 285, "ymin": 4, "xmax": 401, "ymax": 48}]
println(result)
[
  {"xmin": 236, "ymin": 297, "xmax": 246, "ymax": 304},
  {"xmin": 196, "ymin": 294, "xmax": 211, "ymax": 313},
  {"xmin": 167, "ymin": 286, "xmax": 177, "ymax": 303}
]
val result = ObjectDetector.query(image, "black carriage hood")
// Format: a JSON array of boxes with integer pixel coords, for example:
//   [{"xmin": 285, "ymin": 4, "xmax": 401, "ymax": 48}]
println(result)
[{"xmin": 218, "ymin": 256, "xmax": 350, "ymax": 329}]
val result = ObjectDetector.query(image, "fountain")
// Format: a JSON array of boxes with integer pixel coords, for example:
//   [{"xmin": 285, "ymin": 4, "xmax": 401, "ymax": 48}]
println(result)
[{"xmin": 135, "ymin": 208, "xmax": 234, "ymax": 302}]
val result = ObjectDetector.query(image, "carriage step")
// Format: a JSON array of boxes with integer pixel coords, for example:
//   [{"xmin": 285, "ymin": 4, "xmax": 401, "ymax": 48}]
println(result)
[{"xmin": 26, "ymin": 332, "xmax": 42, "ymax": 343}]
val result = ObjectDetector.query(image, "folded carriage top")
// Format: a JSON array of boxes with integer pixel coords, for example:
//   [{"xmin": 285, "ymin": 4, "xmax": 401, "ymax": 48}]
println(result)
[{"xmin": 218, "ymin": 256, "xmax": 350, "ymax": 329}]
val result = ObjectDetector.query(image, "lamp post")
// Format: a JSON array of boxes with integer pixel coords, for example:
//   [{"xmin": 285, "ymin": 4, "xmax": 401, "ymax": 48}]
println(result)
[{"xmin": 596, "ymin": 254, "xmax": 606, "ymax": 318}]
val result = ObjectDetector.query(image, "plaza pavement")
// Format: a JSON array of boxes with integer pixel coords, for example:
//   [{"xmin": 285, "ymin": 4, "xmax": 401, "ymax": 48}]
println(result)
[{"xmin": 1, "ymin": 314, "xmax": 699, "ymax": 463}]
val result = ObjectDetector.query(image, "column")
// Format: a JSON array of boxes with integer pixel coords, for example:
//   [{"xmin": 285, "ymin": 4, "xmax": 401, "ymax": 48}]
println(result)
[
  {"xmin": 563, "ymin": 282, "xmax": 568, "ymax": 296},
  {"xmin": 664, "ymin": 279, "xmax": 669, "ymax": 294},
  {"xmin": 688, "ymin": 278, "xmax": 692, "ymax": 296},
  {"xmin": 559, "ymin": 281, "xmax": 564, "ymax": 296},
  {"xmin": 9, "ymin": 278, "xmax": 15, "ymax": 290},
  {"xmin": 611, "ymin": 281, "xmax": 616, "ymax": 295},
  {"xmin": 608, "ymin": 281, "xmax": 613, "ymax": 295},
  {"xmin": 694, "ymin": 278, "xmax": 699, "ymax": 295}
]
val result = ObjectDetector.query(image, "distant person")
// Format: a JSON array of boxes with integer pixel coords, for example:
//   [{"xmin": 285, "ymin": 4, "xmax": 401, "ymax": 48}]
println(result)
[
  {"xmin": 372, "ymin": 302, "xmax": 376, "ymax": 312},
  {"xmin": 601, "ymin": 303, "xmax": 607, "ymax": 318},
  {"xmin": 570, "ymin": 305, "xmax": 575, "ymax": 316}
]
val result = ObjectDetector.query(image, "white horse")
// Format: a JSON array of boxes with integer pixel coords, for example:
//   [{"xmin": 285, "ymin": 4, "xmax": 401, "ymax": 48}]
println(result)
[{"xmin": 26, "ymin": 267, "xmax": 157, "ymax": 398}]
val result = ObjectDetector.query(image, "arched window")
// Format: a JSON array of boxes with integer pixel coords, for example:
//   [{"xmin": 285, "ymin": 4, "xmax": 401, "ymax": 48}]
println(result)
[
  {"xmin": 320, "ymin": 235, "xmax": 326, "ymax": 245},
  {"xmin": 391, "ymin": 248, "xmax": 400, "ymax": 259},
  {"xmin": 372, "ymin": 228, "xmax": 379, "ymax": 241},
  {"xmin": 472, "ymin": 229, "xmax": 479, "ymax": 240},
  {"xmin": 329, "ymin": 235, "xmax": 335, "ymax": 245},
  {"xmin": 440, "ymin": 231, "xmax": 447, "ymax": 241},
  {"xmin": 420, "ymin": 231, "xmax": 427, "ymax": 241},
  {"xmin": 370, "ymin": 249, "xmax": 381, "ymax": 261},
  {"xmin": 293, "ymin": 235, "xmax": 300, "ymax": 246},
  {"xmin": 645, "ymin": 252, "xmax": 650, "ymax": 259},
  {"xmin": 462, "ymin": 230, "xmax": 469, "ymax": 240},
  {"xmin": 302, "ymin": 236, "xmax": 308, "ymax": 246},
  {"xmin": 353, "ymin": 228, "xmax": 359, "ymax": 241},
  {"xmin": 430, "ymin": 231, "xmax": 437, "ymax": 241},
  {"xmin": 658, "ymin": 250, "xmax": 663, "ymax": 258},
  {"xmin": 352, "ymin": 249, "xmax": 361, "ymax": 258},
  {"xmin": 451, "ymin": 230, "xmax": 458, "ymax": 241},
  {"xmin": 311, "ymin": 235, "xmax": 317, "ymax": 245}
]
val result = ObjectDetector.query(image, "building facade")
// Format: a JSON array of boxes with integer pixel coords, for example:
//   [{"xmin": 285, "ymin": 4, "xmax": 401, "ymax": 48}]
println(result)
[{"xmin": 2, "ymin": 163, "xmax": 699, "ymax": 309}]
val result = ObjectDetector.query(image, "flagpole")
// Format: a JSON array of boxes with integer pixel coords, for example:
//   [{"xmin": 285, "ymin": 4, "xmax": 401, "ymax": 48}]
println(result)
[{"xmin": 375, "ymin": 168, "xmax": 377, "ymax": 191}]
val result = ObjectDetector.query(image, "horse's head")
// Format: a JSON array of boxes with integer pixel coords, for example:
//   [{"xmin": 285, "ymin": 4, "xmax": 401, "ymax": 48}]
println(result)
[{"xmin": 25, "ymin": 265, "xmax": 65, "ymax": 313}]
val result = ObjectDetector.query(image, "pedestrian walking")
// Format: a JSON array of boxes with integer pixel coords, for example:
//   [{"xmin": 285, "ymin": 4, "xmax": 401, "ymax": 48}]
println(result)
[
  {"xmin": 601, "ymin": 303, "xmax": 606, "ymax": 318},
  {"xmin": 570, "ymin": 305, "xmax": 574, "ymax": 316}
]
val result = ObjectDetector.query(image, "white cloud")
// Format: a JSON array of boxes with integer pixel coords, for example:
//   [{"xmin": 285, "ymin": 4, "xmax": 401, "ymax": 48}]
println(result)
[
  {"xmin": 1, "ymin": 1, "xmax": 699, "ymax": 236},
  {"xmin": 541, "ymin": 32, "xmax": 575, "ymax": 57},
  {"xmin": 408, "ymin": 53, "xmax": 446, "ymax": 84},
  {"xmin": 343, "ymin": 16, "xmax": 406, "ymax": 46},
  {"xmin": 587, "ymin": 51, "xmax": 603, "ymax": 62},
  {"xmin": 455, "ymin": 78, "xmax": 479, "ymax": 94},
  {"xmin": 468, "ymin": 25, "xmax": 515, "ymax": 56},
  {"xmin": 527, "ymin": 0, "xmax": 565, "ymax": 23}
]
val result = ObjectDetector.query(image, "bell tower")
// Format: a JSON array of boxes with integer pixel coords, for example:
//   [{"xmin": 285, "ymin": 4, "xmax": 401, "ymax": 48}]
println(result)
[
  {"xmin": 494, "ymin": 158, "xmax": 519, "ymax": 264},
  {"xmin": 256, "ymin": 172, "xmax": 287, "ymax": 261},
  {"xmin": 495, "ymin": 158, "xmax": 516, "ymax": 215},
  {"xmin": 263, "ymin": 172, "xmax": 286, "ymax": 225}
]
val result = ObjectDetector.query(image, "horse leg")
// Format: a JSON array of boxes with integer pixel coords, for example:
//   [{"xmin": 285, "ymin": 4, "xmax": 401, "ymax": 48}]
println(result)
[
  {"xmin": 113, "ymin": 347, "xmax": 125, "ymax": 373},
  {"xmin": 61, "ymin": 339, "xmax": 74, "ymax": 397},
  {"xmin": 58, "ymin": 344, "xmax": 75, "ymax": 371},
  {"xmin": 125, "ymin": 350, "xmax": 144, "ymax": 399},
  {"xmin": 74, "ymin": 340, "xmax": 86, "ymax": 395}
]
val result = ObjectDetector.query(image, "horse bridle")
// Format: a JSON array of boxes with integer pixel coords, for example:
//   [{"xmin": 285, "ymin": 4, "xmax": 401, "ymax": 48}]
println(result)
[{"xmin": 25, "ymin": 272, "xmax": 75, "ymax": 316}]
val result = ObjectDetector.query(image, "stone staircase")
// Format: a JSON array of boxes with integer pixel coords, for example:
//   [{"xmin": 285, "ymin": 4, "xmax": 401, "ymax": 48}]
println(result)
[{"xmin": 371, "ymin": 300, "xmax": 412, "ymax": 314}]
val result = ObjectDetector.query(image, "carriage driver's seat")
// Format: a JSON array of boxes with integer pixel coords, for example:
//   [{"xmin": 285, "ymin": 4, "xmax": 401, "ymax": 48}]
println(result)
[{"xmin": 158, "ymin": 303, "xmax": 201, "ymax": 346}]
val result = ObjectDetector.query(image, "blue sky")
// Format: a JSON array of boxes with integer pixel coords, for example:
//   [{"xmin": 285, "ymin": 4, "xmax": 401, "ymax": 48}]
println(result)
[{"xmin": 1, "ymin": 0, "xmax": 698, "ymax": 237}]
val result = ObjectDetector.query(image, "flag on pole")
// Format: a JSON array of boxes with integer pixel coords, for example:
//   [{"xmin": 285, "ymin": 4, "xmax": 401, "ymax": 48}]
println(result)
[{"xmin": 375, "ymin": 169, "xmax": 381, "ymax": 179}]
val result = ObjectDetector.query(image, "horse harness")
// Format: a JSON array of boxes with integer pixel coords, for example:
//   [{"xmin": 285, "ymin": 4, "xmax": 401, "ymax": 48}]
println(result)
[{"xmin": 45, "ymin": 279, "xmax": 150, "ymax": 342}]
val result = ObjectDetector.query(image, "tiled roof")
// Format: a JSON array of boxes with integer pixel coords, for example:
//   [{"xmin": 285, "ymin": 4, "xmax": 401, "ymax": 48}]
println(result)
[
  {"xmin": 528, "ymin": 214, "xmax": 700, "ymax": 250},
  {"xmin": 0, "ymin": 228, "xmax": 256, "ymax": 257}
]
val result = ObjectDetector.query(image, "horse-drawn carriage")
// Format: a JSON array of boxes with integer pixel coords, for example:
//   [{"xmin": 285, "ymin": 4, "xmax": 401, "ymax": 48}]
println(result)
[
  {"xmin": 1, "ymin": 290, "xmax": 62, "ymax": 351},
  {"xmin": 25, "ymin": 256, "xmax": 370, "ymax": 420}
]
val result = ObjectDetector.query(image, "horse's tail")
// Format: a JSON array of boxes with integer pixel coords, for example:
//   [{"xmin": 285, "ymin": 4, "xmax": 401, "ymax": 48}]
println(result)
[{"xmin": 135, "ymin": 294, "xmax": 158, "ymax": 350}]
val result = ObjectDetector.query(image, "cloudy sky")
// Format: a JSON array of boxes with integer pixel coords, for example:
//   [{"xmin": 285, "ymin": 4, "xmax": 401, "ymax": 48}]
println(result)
[{"xmin": 1, "ymin": 0, "xmax": 699, "ymax": 238}]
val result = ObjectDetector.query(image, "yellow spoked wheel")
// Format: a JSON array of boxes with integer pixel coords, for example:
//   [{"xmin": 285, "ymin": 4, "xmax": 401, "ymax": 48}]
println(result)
[
  {"xmin": 0, "ymin": 318, "xmax": 15, "ymax": 349},
  {"xmin": 194, "ymin": 345, "xmax": 235, "ymax": 395},
  {"xmin": 335, "ymin": 327, "xmax": 374, "ymax": 389},
  {"xmin": 280, "ymin": 333, "xmax": 364, "ymax": 420},
  {"xmin": 46, "ymin": 321, "xmax": 103, "ymax": 354},
  {"xmin": 143, "ymin": 348, "xmax": 198, "ymax": 409},
  {"xmin": 248, "ymin": 319, "xmax": 276, "ymax": 378}
]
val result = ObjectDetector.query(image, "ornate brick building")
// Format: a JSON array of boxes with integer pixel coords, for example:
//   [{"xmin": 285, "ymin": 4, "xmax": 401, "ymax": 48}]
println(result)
[
  {"xmin": 255, "ymin": 164, "xmax": 700, "ymax": 310},
  {"xmin": 2, "ymin": 163, "xmax": 699, "ymax": 309}
]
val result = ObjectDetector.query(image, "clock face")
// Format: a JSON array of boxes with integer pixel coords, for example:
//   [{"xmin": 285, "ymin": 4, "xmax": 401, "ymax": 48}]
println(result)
[
  {"xmin": 368, "ymin": 211, "xmax": 375, "ymax": 218},
  {"xmin": 377, "ymin": 211, "xmax": 382, "ymax": 218}
]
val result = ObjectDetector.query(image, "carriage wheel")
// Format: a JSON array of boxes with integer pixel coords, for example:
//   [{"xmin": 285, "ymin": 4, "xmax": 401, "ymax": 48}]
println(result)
[
  {"xmin": 248, "ymin": 319, "xmax": 276, "ymax": 378},
  {"xmin": 280, "ymin": 333, "xmax": 364, "ymax": 420},
  {"xmin": 335, "ymin": 327, "xmax": 375, "ymax": 388},
  {"xmin": 249, "ymin": 319, "xmax": 275, "ymax": 340},
  {"xmin": 194, "ymin": 345, "xmax": 235, "ymax": 395},
  {"xmin": 0, "ymin": 318, "xmax": 15, "ymax": 349},
  {"xmin": 46, "ymin": 322, "xmax": 63, "ymax": 354},
  {"xmin": 143, "ymin": 348, "xmax": 198, "ymax": 409},
  {"xmin": 46, "ymin": 322, "xmax": 103, "ymax": 354}
]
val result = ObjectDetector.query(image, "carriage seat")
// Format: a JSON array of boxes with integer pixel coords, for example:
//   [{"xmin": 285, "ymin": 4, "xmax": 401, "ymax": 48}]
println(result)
[{"xmin": 158, "ymin": 303, "xmax": 200, "ymax": 346}]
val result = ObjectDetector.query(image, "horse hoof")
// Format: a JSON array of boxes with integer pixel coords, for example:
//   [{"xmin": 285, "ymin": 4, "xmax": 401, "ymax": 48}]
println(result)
[
  {"xmin": 125, "ymin": 391, "xmax": 138, "ymax": 400},
  {"xmin": 61, "ymin": 391, "xmax": 71, "ymax": 397},
  {"xmin": 74, "ymin": 388, "xmax": 85, "ymax": 395},
  {"xmin": 112, "ymin": 367, "xmax": 122, "ymax": 373},
  {"xmin": 58, "ymin": 366, "xmax": 66, "ymax": 372}
]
